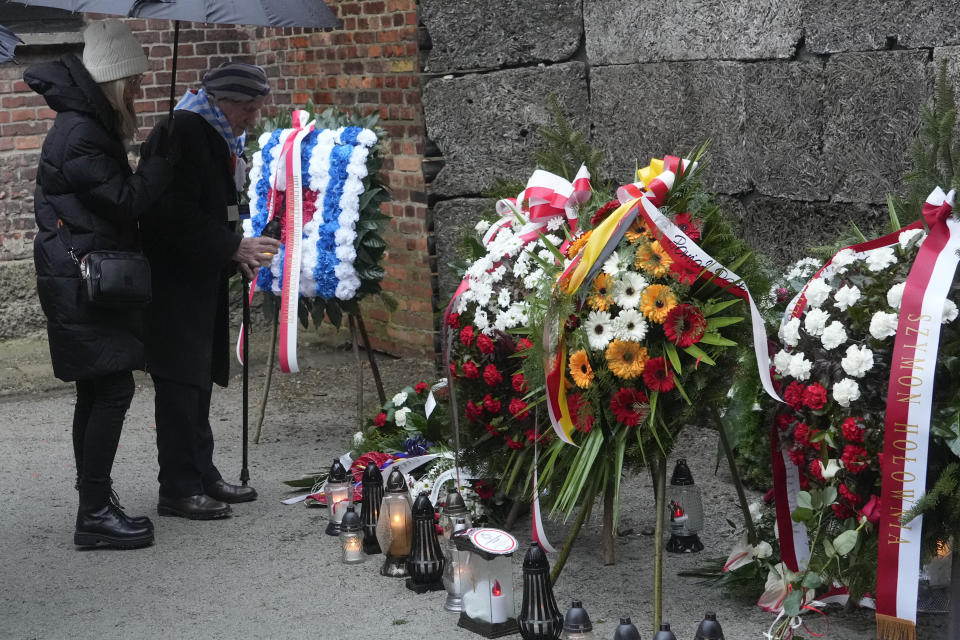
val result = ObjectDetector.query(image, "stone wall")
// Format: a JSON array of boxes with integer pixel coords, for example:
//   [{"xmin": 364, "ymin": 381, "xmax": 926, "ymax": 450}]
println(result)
[
  {"xmin": 421, "ymin": 0, "xmax": 960, "ymax": 313},
  {"xmin": 0, "ymin": 2, "xmax": 432, "ymax": 358}
]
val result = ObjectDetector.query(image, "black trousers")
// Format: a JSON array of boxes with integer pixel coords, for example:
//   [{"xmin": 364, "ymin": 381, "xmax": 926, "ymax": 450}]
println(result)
[
  {"xmin": 152, "ymin": 375, "xmax": 223, "ymax": 498},
  {"xmin": 73, "ymin": 371, "xmax": 135, "ymax": 508}
]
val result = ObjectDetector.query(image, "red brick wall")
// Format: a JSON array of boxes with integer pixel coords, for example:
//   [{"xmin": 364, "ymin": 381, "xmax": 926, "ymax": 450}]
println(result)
[{"xmin": 0, "ymin": 2, "xmax": 433, "ymax": 358}]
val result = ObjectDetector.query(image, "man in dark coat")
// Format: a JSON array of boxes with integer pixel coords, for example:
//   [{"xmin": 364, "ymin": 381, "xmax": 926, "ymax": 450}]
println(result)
[{"xmin": 140, "ymin": 62, "xmax": 279, "ymax": 519}]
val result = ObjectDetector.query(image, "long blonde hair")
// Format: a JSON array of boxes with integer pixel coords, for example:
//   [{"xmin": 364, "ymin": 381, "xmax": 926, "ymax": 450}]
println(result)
[{"xmin": 97, "ymin": 78, "xmax": 138, "ymax": 142}]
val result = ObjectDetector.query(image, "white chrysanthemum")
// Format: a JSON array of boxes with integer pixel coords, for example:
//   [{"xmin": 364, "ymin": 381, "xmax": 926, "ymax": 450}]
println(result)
[
  {"xmin": 353, "ymin": 431, "xmax": 364, "ymax": 447},
  {"xmin": 546, "ymin": 217, "xmax": 565, "ymax": 231},
  {"xmin": 613, "ymin": 271, "xmax": 647, "ymax": 309},
  {"xmin": 472, "ymin": 283, "xmax": 493, "ymax": 308},
  {"xmin": 538, "ymin": 249, "xmax": 554, "ymax": 262},
  {"xmin": 749, "ymin": 501, "xmax": 763, "ymax": 522},
  {"xmin": 466, "ymin": 255, "xmax": 494, "ymax": 280},
  {"xmin": 786, "ymin": 257, "xmax": 821, "ymax": 281},
  {"xmin": 787, "ymin": 353, "xmax": 813, "ymax": 381},
  {"xmin": 865, "ymin": 246, "xmax": 897, "ymax": 272},
  {"xmin": 613, "ymin": 309, "xmax": 648, "ymax": 341},
  {"xmin": 513, "ymin": 253, "xmax": 531, "ymax": 279},
  {"xmin": 779, "ymin": 317, "xmax": 802, "ymax": 347},
  {"xmin": 804, "ymin": 278, "xmax": 831, "ymax": 308},
  {"xmin": 473, "ymin": 309, "xmax": 489, "ymax": 333},
  {"xmin": 544, "ymin": 234, "xmax": 563, "ymax": 247},
  {"xmin": 899, "ymin": 228, "xmax": 925, "ymax": 250},
  {"xmin": 833, "ymin": 378, "xmax": 861, "ymax": 407},
  {"xmin": 773, "ymin": 349, "xmax": 794, "ymax": 375},
  {"xmin": 841, "ymin": 344, "xmax": 874, "ymax": 378},
  {"xmin": 820, "ymin": 321, "xmax": 847, "ymax": 350},
  {"xmin": 523, "ymin": 268, "xmax": 544, "ymax": 290},
  {"xmin": 497, "ymin": 289, "xmax": 511, "ymax": 309},
  {"xmin": 394, "ymin": 406, "xmax": 412, "ymax": 427},
  {"xmin": 831, "ymin": 249, "xmax": 857, "ymax": 268},
  {"xmin": 944, "ymin": 300, "xmax": 959, "ymax": 324},
  {"xmin": 869, "ymin": 311, "xmax": 899, "ymax": 340},
  {"xmin": 886, "ymin": 282, "xmax": 906, "ymax": 309},
  {"xmin": 834, "ymin": 285, "xmax": 861, "ymax": 312},
  {"xmin": 804, "ymin": 308, "xmax": 830, "ymax": 336},
  {"xmin": 602, "ymin": 254, "xmax": 623, "ymax": 277},
  {"xmin": 586, "ymin": 310, "xmax": 614, "ymax": 350},
  {"xmin": 392, "ymin": 391, "xmax": 408, "ymax": 407}
]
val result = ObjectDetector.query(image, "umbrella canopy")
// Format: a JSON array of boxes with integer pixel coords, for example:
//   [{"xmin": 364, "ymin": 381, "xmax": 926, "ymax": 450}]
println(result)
[
  {"xmin": 5, "ymin": 0, "xmax": 340, "ymax": 28},
  {"xmin": 0, "ymin": 24, "xmax": 23, "ymax": 62}
]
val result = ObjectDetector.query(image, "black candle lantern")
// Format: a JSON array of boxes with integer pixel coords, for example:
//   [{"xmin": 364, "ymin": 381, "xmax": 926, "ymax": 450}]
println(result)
[
  {"xmin": 561, "ymin": 600, "xmax": 594, "ymax": 639},
  {"xmin": 694, "ymin": 612, "xmax": 725, "ymax": 640},
  {"xmin": 375, "ymin": 467, "xmax": 413, "ymax": 577},
  {"xmin": 612, "ymin": 617, "xmax": 640, "ymax": 640},
  {"xmin": 405, "ymin": 492, "xmax": 446, "ymax": 593},
  {"xmin": 360, "ymin": 461, "xmax": 384, "ymax": 554},
  {"xmin": 665, "ymin": 459, "xmax": 704, "ymax": 553},
  {"xmin": 653, "ymin": 623, "xmax": 677, "ymax": 640},
  {"xmin": 324, "ymin": 458, "xmax": 352, "ymax": 536},
  {"xmin": 439, "ymin": 489, "xmax": 470, "ymax": 539},
  {"xmin": 518, "ymin": 541, "xmax": 563, "ymax": 640}
]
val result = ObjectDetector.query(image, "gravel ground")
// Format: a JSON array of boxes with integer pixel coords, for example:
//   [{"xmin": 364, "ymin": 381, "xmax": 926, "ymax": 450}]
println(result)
[{"xmin": 0, "ymin": 334, "xmax": 948, "ymax": 639}]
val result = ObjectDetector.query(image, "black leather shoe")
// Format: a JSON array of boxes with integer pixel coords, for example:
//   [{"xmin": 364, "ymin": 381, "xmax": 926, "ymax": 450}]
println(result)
[
  {"xmin": 157, "ymin": 494, "xmax": 232, "ymax": 520},
  {"xmin": 205, "ymin": 480, "xmax": 258, "ymax": 504},
  {"xmin": 75, "ymin": 505, "xmax": 154, "ymax": 549}
]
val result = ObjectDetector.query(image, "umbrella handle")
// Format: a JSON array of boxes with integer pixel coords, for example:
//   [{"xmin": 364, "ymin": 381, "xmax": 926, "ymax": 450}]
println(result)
[{"xmin": 167, "ymin": 20, "xmax": 180, "ymax": 122}]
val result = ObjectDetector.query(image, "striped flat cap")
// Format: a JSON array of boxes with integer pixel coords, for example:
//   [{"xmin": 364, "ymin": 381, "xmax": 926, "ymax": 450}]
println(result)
[{"xmin": 202, "ymin": 62, "xmax": 270, "ymax": 101}]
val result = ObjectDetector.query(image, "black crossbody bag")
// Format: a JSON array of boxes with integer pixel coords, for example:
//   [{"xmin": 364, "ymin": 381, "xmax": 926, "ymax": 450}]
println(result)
[{"xmin": 57, "ymin": 220, "xmax": 152, "ymax": 309}]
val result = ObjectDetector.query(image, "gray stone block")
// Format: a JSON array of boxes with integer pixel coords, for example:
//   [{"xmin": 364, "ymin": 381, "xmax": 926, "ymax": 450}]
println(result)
[
  {"xmin": 0, "ymin": 259, "xmax": 43, "ymax": 340},
  {"xmin": 745, "ymin": 60, "xmax": 830, "ymax": 200},
  {"xmin": 590, "ymin": 61, "xmax": 749, "ymax": 193},
  {"xmin": 433, "ymin": 198, "xmax": 494, "ymax": 305},
  {"xmin": 933, "ymin": 46, "xmax": 960, "ymax": 123},
  {"xmin": 803, "ymin": 0, "xmax": 960, "ymax": 54},
  {"xmin": 734, "ymin": 196, "xmax": 885, "ymax": 270},
  {"xmin": 424, "ymin": 62, "xmax": 589, "ymax": 198},
  {"xmin": 583, "ymin": 0, "xmax": 800, "ymax": 65},
  {"xmin": 822, "ymin": 51, "xmax": 930, "ymax": 203},
  {"xmin": 421, "ymin": 0, "xmax": 583, "ymax": 73}
]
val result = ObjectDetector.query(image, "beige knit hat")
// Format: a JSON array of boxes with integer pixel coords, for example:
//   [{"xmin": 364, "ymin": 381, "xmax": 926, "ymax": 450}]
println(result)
[{"xmin": 82, "ymin": 20, "xmax": 148, "ymax": 84}]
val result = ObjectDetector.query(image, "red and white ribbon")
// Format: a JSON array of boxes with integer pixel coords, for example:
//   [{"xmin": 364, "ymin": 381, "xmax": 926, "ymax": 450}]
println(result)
[{"xmin": 531, "ymin": 407, "xmax": 556, "ymax": 552}]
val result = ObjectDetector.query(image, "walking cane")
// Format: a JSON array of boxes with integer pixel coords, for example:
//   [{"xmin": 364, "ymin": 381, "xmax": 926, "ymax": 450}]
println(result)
[{"xmin": 240, "ymin": 273, "xmax": 250, "ymax": 487}]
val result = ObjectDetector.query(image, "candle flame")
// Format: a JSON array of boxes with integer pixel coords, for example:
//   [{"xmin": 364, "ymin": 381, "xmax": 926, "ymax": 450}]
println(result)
[
  {"xmin": 671, "ymin": 501, "xmax": 684, "ymax": 518},
  {"xmin": 492, "ymin": 580, "xmax": 501, "ymax": 597}
]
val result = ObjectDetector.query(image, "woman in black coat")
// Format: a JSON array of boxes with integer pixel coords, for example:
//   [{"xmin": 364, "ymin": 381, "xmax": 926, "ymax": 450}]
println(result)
[{"xmin": 26, "ymin": 20, "xmax": 173, "ymax": 549}]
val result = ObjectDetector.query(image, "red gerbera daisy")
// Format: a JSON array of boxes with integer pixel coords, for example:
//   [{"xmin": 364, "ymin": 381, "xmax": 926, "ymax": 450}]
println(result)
[
  {"xmin": 673, "ymin": 212, "xmax": 701, "ymax": 242},
  {"xmin": 610, "ymin": 387, "xmax": 650, "ymax": 427},
  {"xmin": 643, "ymin": 357, "xmax": 675, "ymax": 392},
  {"xmin": 662, "ymin": 304, "xmax": 706, "ymax": 348},
  {"xmin": 590, "ymin": 199, "xmax": 621, "ymax": 226}
]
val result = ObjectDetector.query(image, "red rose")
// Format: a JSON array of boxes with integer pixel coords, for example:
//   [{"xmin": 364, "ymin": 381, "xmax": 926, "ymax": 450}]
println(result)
[
  {"xmin": 465, "ymin": 400, "xmax": 484, "ymax": 422},
  {"xmin": 784, "ymin": 382, "xmax": 805, "ymax": 410},
  {"xmin": 841, "ymin": 444, "xmax": 869, "ymax": 473},
  {"xmin": 484, "ymin": 423, "xmax": 500, "ymax": 437},
  {"xmin": 515, "ymin": 338, "xmax": 533, "ymax": 355},
  {"xmin": 860, "ymin": 494, "xmax": 881, "ymax": 525},
  {"xmin": 841, "ymin": 417, "xmax": 865, "ymax": 443},
  {"xmin": 374, "ymin": 412, "xmax": 387, "ymax": 427},
  {"xmin": 512, "ymin": 373, "xmax": 529, "ymax": 393},
  {"xmin": 474, "ymin": 480, "xmax": 496, "ymax": 500},
  {"xmin": 775, "ymin": 413, "xmax": 795, "ymax": 431},
  {"xmin": 463, "ymin": 361, "xmax": 480, "ymax": 379},
  {"xmin": 505, "ymin": 436, "xmax": 524, "ymax": 450},
  {"xmin": 415, "ymin": 382, "xmax": 429, "ymax": 394},
  {"xmin": 803, "ymin": 383, "xmax": 827, "ymax": 410},
  {"xmin": 483, "ymin": 364, "xmax": 503, "ymax": 387},
  {"xmin": 483, "ymin": 394, "xmax": 501, "ymax": 414},
  {"xmin": 832, "ymin": 503, "xmax": 855, "ymax": 519},
  {"xmin": 460, "ymin": 325, "xmax": 475, "ymax": 346},
  {"xmin": 477, "ymin": 334, "xmax": 495, "ymax": 355},
  {"xmin": 509, "ymin": 397, "xmax": 530, "ymax": 419},
  {"xmin": 642, "ymin": 357, "xmax": 675, "ymax": 392},
  {"xmin": 446, "ymin": 313, "xmax": 460, "ymax": 329}
]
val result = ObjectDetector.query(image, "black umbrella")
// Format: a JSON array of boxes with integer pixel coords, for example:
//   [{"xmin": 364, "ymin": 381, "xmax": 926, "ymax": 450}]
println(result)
[
  {"xmin": 9, "ymin": 0, "xmax": 341, "ymax": 485},
  {"xmin": 0, "ymin": 24, "xmax": 23, "ymax": 62}
]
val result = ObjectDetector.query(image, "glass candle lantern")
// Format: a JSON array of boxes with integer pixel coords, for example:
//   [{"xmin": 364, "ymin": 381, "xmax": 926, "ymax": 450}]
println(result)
[
  {"xmin": 443, "ymin": 519, "xmax": 472, "ymax": 612},
  {"xmin": 653, "ymin": 623, "xmax": 678, "ymax": 640},
  {"xmin": 375, "ymin": 467, "xmax": 413, "ymax": 577},
  {"xmin": 518, "ymin": 541, "xmax": 563, "ymax": 640},
  {"xmin": 324, "ymin": 458, "xmax": 353, "ymax": 536},
  {"xmin": 694, "ymin": 612, "xmax": 725, "ymax": 640},
  {"xmin": 439, "ymin": 489, "xmax": 471, "ymax": 540},
  {"xmin": 456, "ymin": 528, "xmax": 519, "ymax": 638},
  {"xmin": 340, "ymin": 505, "xmax": 365, "ymax": 564},
  {"xmin": 665, "ymin": 459, "xmax": 704, "ymax": 553},
  {"xmin": 405, "ymin": 492, "xmax": 446, "ymax": 592},
  {"xmin": 360, "ymin": 461, "xmax": 384, "ymax": 554},
  {"xmin": 561, "ymin": 601, "xmax": 594, "ymax": 640},
  {"xmin": 612, "ymin": 617, "xmax": 641, "ymax": 640}
]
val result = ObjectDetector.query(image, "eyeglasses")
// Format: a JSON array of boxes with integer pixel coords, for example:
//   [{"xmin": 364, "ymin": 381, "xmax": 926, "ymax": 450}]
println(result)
[{"xmin": 124, "ymin": 75, "xmax": 143, "ymax": 88}]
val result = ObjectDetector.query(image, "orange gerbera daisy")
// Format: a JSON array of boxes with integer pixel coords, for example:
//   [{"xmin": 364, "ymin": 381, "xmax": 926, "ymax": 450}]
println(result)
[
  {"xmin": 605, "ymin": 340, "xmax": 649, "ymax": 379},
  {"xmin": 588, "ymin": 273, "xmax": 614, "ymax": 311},
  {"xmin": 566, "ymin": 230, "xmax": 593, "ymax": 259},
  {"xmin": 569, "ymin": 349, "xmax": 594, "ymax": 388},
  {"xmin": 625, "ymin": 219, "xmax": 652, "ymax": 244},
  {"xmin": 635, "ymin": 240, "xmax": 674, "ymax": 277},
  {"xmin": 640, "ymin": 284, "xmax": 678, "ymax": 323}
]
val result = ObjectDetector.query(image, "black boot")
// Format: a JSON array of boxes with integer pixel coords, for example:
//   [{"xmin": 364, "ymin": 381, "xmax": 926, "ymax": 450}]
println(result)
[
  {"xmin": 76, "ymin": 477, "xmax": 153, "ymax": 532},
  {"xmin": 75, "ymin": 479, "xmax": 154, "ymax": 549}
]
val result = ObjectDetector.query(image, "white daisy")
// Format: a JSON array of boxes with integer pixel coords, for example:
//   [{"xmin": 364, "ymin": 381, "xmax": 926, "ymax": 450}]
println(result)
[
  {"xmin": 944, "ymin": 300, "xmax": 959, "ymax": 324},
  {"xmin": 865, "ymin": 246, "xmax": 897, "ymax": 272},
  {"xmin": 392, "ymin": 391, "xmax": 408, "ymax": 407},
  {"xmin": 841, "ymin": 344, "xmax": 874, "ymax": 378},
  {"xmin": 869, "ymin": 311, "xmax": 899, "ymax": 340},
  {"xmin": 787, "ymin": 353, "xmax": 813, "ymax": 381},
  {"xmin": 833, "ymin": 378, "xmax": 861, "ymax": 407},
  {"xmin": 886, "ymin": 282, "xmax": 906, "ymax": 309},
  {"xmin": 613, "ymin": 272, "xmax": 647, "ymax": 309},
  {"xmin": 834, "ymin": 285, "xmax": 861, "ymax": 312},
  {"xmin": 613, "ymin": 309, "xmax": 648, "ymax": 341},
  {"xmin": 546, "ymin": 217, "xmax": 565, "ymax": 231},
  {"xmin": 779, "ymin": 317, "xmax": 802, "ymax": 347},
  {"xmin": 394, "ymin": 406, "xmax": 412, "ymax": 427},
  {"xmin": 586, "ymin": 310, "xmax": 614, "ymax": 350},
  {"xmin": 820, "ymin": 321, "xmax": 847, "ymax": 350},
  {"xmin": 804, "ymin": 308, "xmax": 830, "ymax": 336},
  {"xmin": 804, "ymin": 278, "xmax": 831, "ymax": 308},
  {"xmin": 773, "ymin": 349, "xmax": 793, "ymax": 375},
  {"xmin": 602, "ymin": 254, "xmax": 623, "ymax": 277},
  {"xmin": 898, "ymin": 228, "xmax": 925, "ymax": 250}
]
